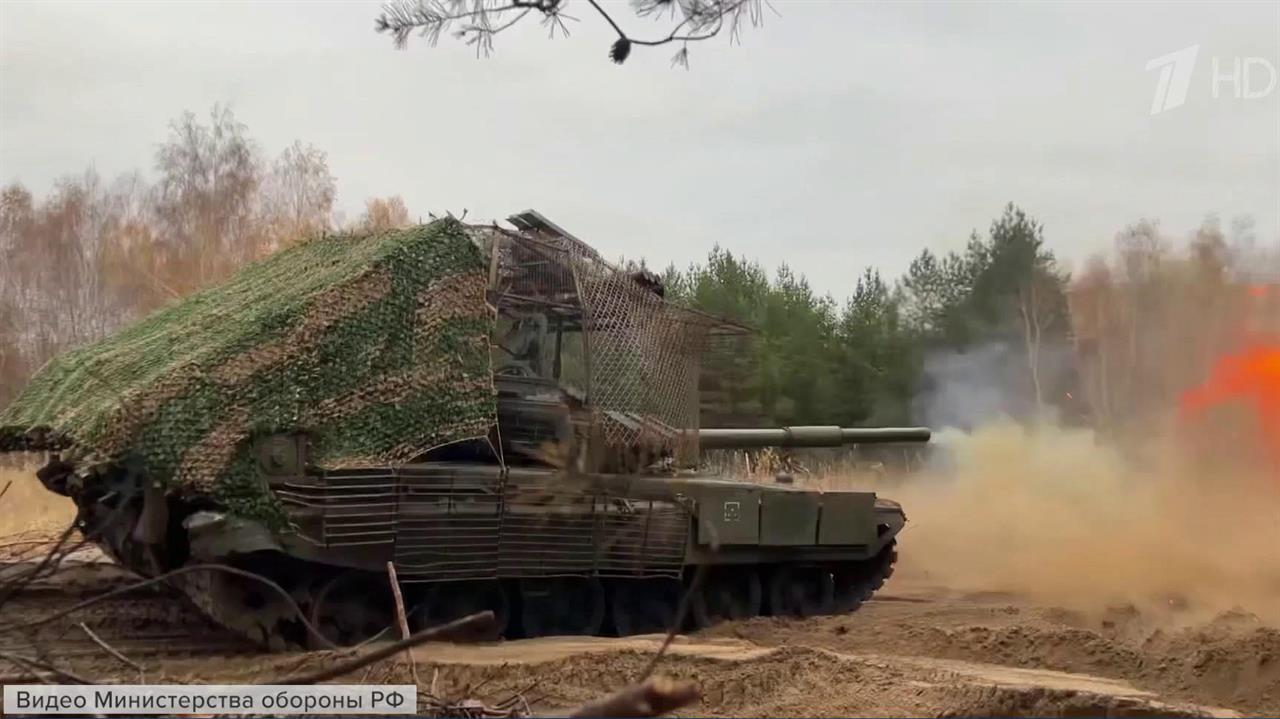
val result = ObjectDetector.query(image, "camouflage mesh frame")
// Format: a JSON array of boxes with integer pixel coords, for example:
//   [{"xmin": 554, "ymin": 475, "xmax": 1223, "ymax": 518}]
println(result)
[
  {"xmin": 482, "ymin": 221, "xmax": 733, "ymax": 464},
  {"xmin": 0, "ymin": 219, "xmax": 496, "ymax": 524},
  {"xmin": 0, "ymin": 211, "xmax": 745, "ymax": 527}
]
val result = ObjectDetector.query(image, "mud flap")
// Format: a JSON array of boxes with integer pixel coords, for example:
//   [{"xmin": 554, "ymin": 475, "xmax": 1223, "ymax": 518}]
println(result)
[{"xmin": 184, "ymin": 511, "xmax": 282, "ymax": 561}]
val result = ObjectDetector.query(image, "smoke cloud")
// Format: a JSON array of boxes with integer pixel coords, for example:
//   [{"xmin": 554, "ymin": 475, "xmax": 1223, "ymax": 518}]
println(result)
[
  {"xmin": 912, "ymin": 340, "xmax": 1078, "ymax": 431},
  {"xmin": 894, "ymin": 421, "xmax": 1280, "ymax": 620}
]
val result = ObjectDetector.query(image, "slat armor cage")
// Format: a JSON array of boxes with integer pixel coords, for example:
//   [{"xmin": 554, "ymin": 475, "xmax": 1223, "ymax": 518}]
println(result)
[
  {"xmin": 277, "ymin": 465, "xmax": 690, "ymax": 581},
  {"xmin": 478, "ymin": 211, "xmax": 742, "ymax": 467},
  {"xmin": 273, "ymin": 212, "xmax": 748, "ymax": 582}
]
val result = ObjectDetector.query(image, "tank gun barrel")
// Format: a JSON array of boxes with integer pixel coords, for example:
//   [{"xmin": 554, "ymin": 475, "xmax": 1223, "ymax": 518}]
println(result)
[{"xmin": 695, "ymin": 425, "xmax": 931, "ymax": 450}]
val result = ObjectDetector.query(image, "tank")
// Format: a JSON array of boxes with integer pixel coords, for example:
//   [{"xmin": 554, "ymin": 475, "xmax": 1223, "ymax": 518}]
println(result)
[{"xmin": 0, "ymin": 210, "xmax": 929, "ymax": 649}]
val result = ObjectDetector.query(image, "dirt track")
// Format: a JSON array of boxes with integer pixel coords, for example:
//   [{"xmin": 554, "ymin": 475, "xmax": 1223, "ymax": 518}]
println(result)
[{"xmin": 2, "ymin": 545, "xmax": 1276, "ymax": 718}]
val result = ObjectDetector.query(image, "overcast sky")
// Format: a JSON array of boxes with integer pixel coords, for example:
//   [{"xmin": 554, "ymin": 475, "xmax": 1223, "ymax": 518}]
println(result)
[{"xmin": 2, "ymin": 0, "xmax": 1277, "ymax": 297}]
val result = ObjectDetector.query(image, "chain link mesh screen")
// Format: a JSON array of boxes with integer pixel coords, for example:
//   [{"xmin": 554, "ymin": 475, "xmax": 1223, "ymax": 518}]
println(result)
[{"xmin": 480, "ymin": 221, "xmax": 734, "ymax": 465}]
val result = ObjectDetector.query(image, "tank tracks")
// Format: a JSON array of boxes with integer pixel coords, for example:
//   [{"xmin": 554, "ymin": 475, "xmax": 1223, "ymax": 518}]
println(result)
[
  {"xmin": 3, "ymin": 559, "xmax": 261, "ymax": 661},
  {"xmin": 161, "ymin": 542, "xmax": 899, "ymax": 651}
]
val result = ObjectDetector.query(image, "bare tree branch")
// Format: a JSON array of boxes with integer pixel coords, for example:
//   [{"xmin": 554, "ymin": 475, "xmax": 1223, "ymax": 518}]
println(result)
[
  {"xmin": 1, "ymin": 563, "xmax": 339, "ymax": 650},
  {"xmin": 272, "ymin": 611, "xmax": 496, "ymax": 685},
  {"xmin": 0, "ymin": 651, "xmax": 97, "ymax": 685},
  {"xmin": 385, "ymin": 561, "xmax": 420, "ymax": 686},
  {"xmin": 0, "ymin": 518, "xmax": 83, "ymax": 613},
  {"xmin": 638, "ymin": 562, "xmax": 707, "ymax": 682},
  {"xmin": 374, "ymin": 0, "xmax": 768, "ymax": 65},
  {"xmin": 77, "ymin": 622, "xmax": 145, "ymax": 681}
]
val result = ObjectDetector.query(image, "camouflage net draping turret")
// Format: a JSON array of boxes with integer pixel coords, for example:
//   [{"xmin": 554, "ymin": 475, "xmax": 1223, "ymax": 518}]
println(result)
[{"xmin": 0, "ymin": 219, "xmax": 497, "ymax": 525}]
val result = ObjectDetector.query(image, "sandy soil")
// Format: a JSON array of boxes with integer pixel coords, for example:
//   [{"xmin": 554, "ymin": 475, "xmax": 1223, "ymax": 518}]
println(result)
[
  {"xmin": 0, "ymin": 465, "xmax": 75, "ymax": 535},
  {"xmin": 2, "ymin": 545, "xmax": 1275, "ymax": 718}
]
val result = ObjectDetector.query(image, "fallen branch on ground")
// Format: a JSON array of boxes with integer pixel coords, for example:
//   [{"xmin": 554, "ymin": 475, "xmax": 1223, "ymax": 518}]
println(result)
[
  {"xmin": 0, "ymin": 651, "xmax": 97, "ymax": 685},
  {"xmin": 272, "ymin": 611, "xmax": 496, "ymax": 685},
  {"xmin": 385, "ymin": 561, "xmax": 421, "ymax": 685},
  {"xmin": 637, "ymin": 562, "xmax": 707, "ymax": 683},
  {"xmin": 0, "ymin": 519, "xmax": 82, "ymax": 612},
  {"xmin": 0, "ymin": 539, "xmax": 60, "ymax": 552},
  {"xmin": 0, "ymin": 672, "xmax": 51, "ymax": 684},
  {"xmin": 0, "ymin": 563, "xmax": 338, "ymax": 649},
  {"xmin": 78, "ymin": 622, "xmax": 145, "ymax": 681}
]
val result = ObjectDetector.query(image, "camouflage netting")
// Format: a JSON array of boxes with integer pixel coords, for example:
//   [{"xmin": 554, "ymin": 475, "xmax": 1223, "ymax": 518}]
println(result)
[{"xmin": 0, "ymin": 218, "xmax": 496, "ymax": 525}]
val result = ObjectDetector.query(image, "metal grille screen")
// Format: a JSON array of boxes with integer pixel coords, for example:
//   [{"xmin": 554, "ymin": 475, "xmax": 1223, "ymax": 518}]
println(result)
[{"xmin": 482, "ymin": 224, "xmax": 723, "ymax": 464}]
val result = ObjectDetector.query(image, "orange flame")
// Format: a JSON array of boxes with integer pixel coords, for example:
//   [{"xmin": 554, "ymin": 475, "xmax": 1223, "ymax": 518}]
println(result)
[{"xmin": 1180, "ymin": 342, "xmax": 1280, "ymax": 480}]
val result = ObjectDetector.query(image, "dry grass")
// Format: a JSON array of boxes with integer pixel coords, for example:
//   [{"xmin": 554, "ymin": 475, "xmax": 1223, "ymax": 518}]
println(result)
[
  {"xmin": 0, "ymin": 462, "xmax": 77, "ymax": 536},
  {"xmin": 708, "ymin": 448, "xmax": 900, "ymax": 490}
]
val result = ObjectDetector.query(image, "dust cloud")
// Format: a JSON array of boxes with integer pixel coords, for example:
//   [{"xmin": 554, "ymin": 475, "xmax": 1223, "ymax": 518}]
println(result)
[{"xmin": 893, "ymin": 420, "xmax": 1280, "ymax": 621}]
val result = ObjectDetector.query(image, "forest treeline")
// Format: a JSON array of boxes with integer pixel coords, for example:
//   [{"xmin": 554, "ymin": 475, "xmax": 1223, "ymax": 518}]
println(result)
[
  {"xmin": 658, "ymin": 211, "xmax": 1272, "ymax": 432},
  {"xmin": 658, "ymin": 205, "xmax": 1070, "ymax": 428},
  {"xmin": 0, "ymin": 105, "xmax": 412, "ymax": 407},
  {"xmin": 1, "ymin": 104, "xmax": 1273, "ymax": 431}
]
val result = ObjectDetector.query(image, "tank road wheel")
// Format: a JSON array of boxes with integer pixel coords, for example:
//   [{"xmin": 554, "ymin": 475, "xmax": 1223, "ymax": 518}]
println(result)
[
  {"xmin": 832, "ymin": 541, "xmax": 898, "ymax": 613},
  {"xmin": 766, "ymin": 566, "xmax": 835, "ymax": 618},
  {"xmin": 414, "ymin": 580, "xmax": 509, "ymax": 639},
  {"xmin": 518, "ymin": 578, "xmax": 605, "ymax": 637},
  {"xmin": 691, "ymin": 567, "xmax": 763, "ymax": 629},
  {"xmin": 609, "ymin": 578, "xmax": 683, "ymax": 637},
  {"xmin": 831, "ymin": 566, "xmax": 869, "ymax": 613},
  {"xmin": 308, "ymin": 571, "xmax": 396, "ymax": 648}
]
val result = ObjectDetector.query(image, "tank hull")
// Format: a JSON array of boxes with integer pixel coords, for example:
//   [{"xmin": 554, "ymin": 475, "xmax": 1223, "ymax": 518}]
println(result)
[{"xmin": 68, "ymin": 460, "xmax": 904, "ymax": 649}]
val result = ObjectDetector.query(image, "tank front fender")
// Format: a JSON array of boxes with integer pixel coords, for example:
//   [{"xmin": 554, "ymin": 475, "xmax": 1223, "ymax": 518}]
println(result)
[
  {"xmin": 184, "ymin": 511, "xmax": 283, "ymax": 561},
  {"xmin": 871, "ymin": 498, "xmax": 907, "ymax": 553}
]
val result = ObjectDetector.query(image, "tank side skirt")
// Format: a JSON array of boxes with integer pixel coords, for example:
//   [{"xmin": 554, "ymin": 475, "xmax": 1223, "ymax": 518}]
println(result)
[{"xmin": 683, "ymin": 544, "xmax": 880, "ymax": 565}]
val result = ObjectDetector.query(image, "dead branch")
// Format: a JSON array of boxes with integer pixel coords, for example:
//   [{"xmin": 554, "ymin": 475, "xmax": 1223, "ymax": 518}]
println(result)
[
  {"xmin": 0, "ymin": 518, "xmax": 83, "ymax": 612},
  {"xmin": 386, "ymin": 560, "xmax": 421, "ymax": 685},
  {"xmin": 0, "ymin": 672, "xmax": 53, "ymax": 684},
  {"xmin": 0, "ymin": 657, "xmax": 57, "ymax": 685},
  {"xmin": 475, "ymin": 677, "xmax": 542, "ymax": 718},
  {"xmin": 564, "ymin": 676, "xmax": 700, "ymax": 718},
  {"xmin": 0, "ymin": 478, "xmax": 142, "ymax": 614},
  {"xmin": 0, "ymin": 539, "xmax": 58, "ymax": 552},
  {"xmin": 0, "ymin": 651, "xmax": 97, "ymax": 685},
  {"xmin": 0, "ymin": 563, "xmax": 339, "ymax": 650},
  {"xmin": 0, "ymin": 479, "xmax": 11, "ymax": 502},
  {"xmin": 78, "ymin": 621, "xmax": 145, "ymax": 680},
  {"xmin": 637, "ymin": 562, "xmax": 707, "ymax": 682},
  {"xmin": 272, "ymin": 610, "xmax": 496, "ymax": 685}
]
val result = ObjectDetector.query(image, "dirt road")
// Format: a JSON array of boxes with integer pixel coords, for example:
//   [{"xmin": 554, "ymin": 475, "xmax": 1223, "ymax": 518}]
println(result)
[{"xmin": 2, "ymin": 545, "xmax": 1275, "ymax": 718}]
